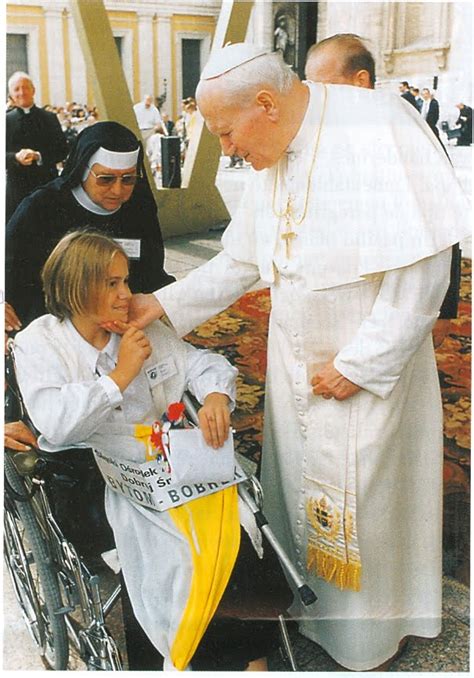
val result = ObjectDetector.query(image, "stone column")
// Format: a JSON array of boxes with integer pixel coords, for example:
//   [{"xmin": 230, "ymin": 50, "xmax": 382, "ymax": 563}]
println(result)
[
  {"xmin": 137, "ymin": 10, "xmax": 155, "ymax": 99},
  {"xmin": 157, "ymin": 15, "xmax": 173, "ymax": 117},
  {"xmin": 67, "ymin": 10, "xmax": 88, "ymax": 105},
  {"xmin": 251, "ymin": 0, "xmax": 273, "ymax": 50},
  {"xmin": 43, "ymin": 6, "xmax": 66, "ymax": 106}
]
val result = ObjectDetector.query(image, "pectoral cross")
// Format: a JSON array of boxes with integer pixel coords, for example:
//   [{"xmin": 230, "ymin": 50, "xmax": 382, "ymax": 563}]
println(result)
[{"xmin": 280, "ymin": 195, "xmax": 297, "ymax": 258}]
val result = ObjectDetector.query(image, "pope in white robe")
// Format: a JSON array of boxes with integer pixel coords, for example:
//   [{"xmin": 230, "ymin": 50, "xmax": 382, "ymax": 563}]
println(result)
[{"xmin": 128, "ymin": 44, "xmax": 471, "ymax": 670}]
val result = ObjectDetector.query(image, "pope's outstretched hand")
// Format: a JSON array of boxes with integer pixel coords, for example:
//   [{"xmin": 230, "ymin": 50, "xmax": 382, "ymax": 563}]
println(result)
[
  {"xmin": 102, "ymin": 293, "xmax": 164, "ymax": 334},
  {"xmin": 128, "ymin": 293, "xmax": 165, "ymax": 328}
]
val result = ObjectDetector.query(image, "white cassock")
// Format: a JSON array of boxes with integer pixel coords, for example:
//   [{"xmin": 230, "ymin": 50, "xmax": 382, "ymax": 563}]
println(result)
[{"xmin": 157, "ymin": 82, "xmax": 470, "ymax": 670}]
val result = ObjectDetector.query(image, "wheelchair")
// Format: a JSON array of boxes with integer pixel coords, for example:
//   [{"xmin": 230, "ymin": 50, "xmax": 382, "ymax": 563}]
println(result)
[
  {"xmin": 4, "ymin": 351, "xmax": 122, "ymax": 670},
  {"xmin": 4, "ymin": 346, "xmax": 315, "ymax": 671}
]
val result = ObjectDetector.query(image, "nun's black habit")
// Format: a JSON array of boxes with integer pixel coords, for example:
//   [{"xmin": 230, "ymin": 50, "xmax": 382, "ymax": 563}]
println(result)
[{"xmin": 6, "ymin": 121, "xmax": 174, "ymax": 326}]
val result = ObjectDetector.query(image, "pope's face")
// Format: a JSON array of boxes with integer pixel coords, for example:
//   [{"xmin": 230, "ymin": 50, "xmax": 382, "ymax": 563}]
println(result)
[
  {"xmin": 198, "ymin": 88, "xmax": 282, "ymax": 171},
  {"xmin": 10, "ymin": 77, "xmax": 35, "ymax": 108},
  {"xmin": 82, "ymin": 163, "xmax": 137, "ymax": 211}
]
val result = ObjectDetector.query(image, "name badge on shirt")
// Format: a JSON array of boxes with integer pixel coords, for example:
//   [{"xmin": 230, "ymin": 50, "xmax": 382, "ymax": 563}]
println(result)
[
  {"xmin": 145, "ymin": 357, "xmax": 177, "ymax": 386},
  {"xmin": 115, "ymin": 238, "xmax": 141, "ymax": 260}
]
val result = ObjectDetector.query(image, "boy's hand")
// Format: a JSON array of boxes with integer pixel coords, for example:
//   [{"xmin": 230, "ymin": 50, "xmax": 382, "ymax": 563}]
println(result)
[
  {"xmin": 198, "ymin": 393, "xmax": 231, "ymax": 449},
  {"xmin": 109, "ymin": 327, "xmax": 152, "ymax": 392}
]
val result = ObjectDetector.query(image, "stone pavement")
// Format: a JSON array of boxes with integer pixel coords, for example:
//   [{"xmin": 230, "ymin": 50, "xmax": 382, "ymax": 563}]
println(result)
[{"xmin": 3, "ymin": 147, "xmax": 471, "ymax": 671}]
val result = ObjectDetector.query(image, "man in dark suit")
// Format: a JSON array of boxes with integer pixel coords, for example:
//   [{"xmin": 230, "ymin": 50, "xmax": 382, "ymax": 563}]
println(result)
[
  {"xmin": 399, "ymin": 81, "xmax": 418, "ymax": 109},
  {"xmin": 455, "ymin": 103, "xmax": 472, "ymax": 146},
  {"xmin": 6, "ymin": 71, "xmax": 68, "ymax": 220},
  {"xmin": 411, "ymin": 87, "xmax": 423, "ymax": 112},
  {"xmin": 421, "ymin": 88, "xmax": 440, "ymax": 137}
]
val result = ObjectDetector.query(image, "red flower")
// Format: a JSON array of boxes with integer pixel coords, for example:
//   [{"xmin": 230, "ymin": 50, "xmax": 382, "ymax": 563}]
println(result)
[
  {"xmin": 167, "ymin": 402, "xmax": 185, "ymax": 422},
  {"xmin": 150, "ymin": 422, "xmax": 164, "ymax": 451}
]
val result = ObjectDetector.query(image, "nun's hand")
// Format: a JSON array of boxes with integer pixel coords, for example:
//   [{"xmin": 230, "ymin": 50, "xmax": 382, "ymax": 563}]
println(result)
[
  {"xmin": 5, "ymin": 302, "xmax": 21, "ymax": 333},
  {"xmin": 5, "ymin": 421, "xmax": 37, "ymax": 452}
]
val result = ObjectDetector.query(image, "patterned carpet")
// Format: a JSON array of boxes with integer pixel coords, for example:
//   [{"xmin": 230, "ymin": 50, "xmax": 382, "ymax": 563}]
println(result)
[{"xmin": 186, "ymin": 261, "xmax": 471, "ymax": 583}]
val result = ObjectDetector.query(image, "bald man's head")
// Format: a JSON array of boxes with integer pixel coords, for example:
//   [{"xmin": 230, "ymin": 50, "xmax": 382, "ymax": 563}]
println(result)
[{"xmin": 305, "ymin": 34, "xmax": 375, "ymax": 89}]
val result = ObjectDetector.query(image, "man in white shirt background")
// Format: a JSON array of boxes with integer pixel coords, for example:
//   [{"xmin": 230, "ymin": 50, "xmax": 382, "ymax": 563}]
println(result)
[
  {"xmin": 133, "ymin": 94, "xmax": 166, "ymax": 143},
  {"xmin": 421, "ymin": 87, "xmax": 440, "ymax": 138}
]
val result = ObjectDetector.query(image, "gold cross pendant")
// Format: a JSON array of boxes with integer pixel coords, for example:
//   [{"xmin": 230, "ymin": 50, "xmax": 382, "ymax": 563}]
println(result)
[
  {"xmin": 281, "ymin": 230, "xmax": 297, "ymax": 258},
  {"xmin": 280, "ymin": 195, "xmax": 297, "ymax": 258}
]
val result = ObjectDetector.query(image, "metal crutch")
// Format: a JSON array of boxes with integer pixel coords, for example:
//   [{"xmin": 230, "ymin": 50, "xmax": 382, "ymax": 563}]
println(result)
[{"xmin": 182, "ymin": 394, "xmax": 317, "ymax": 670}]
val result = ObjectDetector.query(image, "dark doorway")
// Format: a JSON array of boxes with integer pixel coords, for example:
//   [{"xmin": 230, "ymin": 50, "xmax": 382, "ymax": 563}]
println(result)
[
  {"xmin": 114, "ymin": 36, "xmax": 123, "ymax": 63},
  {"xmin": 182, "ymin": 38, "xmax": 201, "ymax": 99},
  {"xmin": 296, "ymin": 2, "xmax": 318, "ymax": 79},
  {"xmin": 272, "ymin": 2, "xmax": 318, "ymax": 78},
  {"xmin": 7, "ymin": 33, "xmax": 28, "ymax": 90}
]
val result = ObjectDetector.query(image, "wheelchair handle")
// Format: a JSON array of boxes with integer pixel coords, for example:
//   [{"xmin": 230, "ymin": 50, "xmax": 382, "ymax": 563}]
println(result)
[{"xmin": 238, "ymin": 484, "xmax": 317, "ymax": 607}]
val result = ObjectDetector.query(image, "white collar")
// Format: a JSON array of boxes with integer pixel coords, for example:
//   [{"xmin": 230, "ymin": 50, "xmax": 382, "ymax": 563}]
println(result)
[
  {"xmin": 64, "ymin": 319, "xmax": 120, "ymax": 373},
  {"xmin": 71, "ymin": 184, "xmax": 121, "ymax": 216},
  {"xmin": 20, "ymin": 106, "xmax": 33, "ymax": 114},
  {"xmin": 286, "ymin": 82, "xmax": 322, "ymax": 157}
]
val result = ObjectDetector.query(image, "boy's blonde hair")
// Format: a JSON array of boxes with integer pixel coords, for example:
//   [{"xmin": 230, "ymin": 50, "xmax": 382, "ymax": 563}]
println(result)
[{"xmin": 42, "ymin": 231, "xmax": 128, "ymax": 321}]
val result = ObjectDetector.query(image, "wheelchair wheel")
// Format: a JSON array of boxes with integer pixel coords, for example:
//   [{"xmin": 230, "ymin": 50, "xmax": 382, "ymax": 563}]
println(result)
[{"xmin": 4, "ymin": 455, "xmax": 69, "ymax": 670}]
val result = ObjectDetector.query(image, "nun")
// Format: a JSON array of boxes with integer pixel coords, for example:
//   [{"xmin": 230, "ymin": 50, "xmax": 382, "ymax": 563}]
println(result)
[{"xmin": 5, "ymin": 120, "xmax": 174, "ymax": 330}]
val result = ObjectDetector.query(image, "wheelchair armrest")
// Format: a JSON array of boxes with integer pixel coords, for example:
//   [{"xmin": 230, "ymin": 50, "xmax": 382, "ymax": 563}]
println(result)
[{"xmin": 6, "ymin": 447, "xmax": 42, "ymax": 477}]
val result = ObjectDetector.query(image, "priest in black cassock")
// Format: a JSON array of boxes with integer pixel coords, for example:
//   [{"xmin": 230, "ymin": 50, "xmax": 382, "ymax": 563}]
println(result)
[
  {"xmin": 6, "ymin": 72, "xmax": 68, "ymax": 220},
  {"xmin": 5, "ymin": 120, "xmax": 174, "ymax": 331}
]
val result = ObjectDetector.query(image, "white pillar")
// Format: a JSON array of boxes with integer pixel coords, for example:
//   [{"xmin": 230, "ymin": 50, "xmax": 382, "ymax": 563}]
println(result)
[
  {"xmin": 43, "ymin": 6, "xmax": 66, "ymax": 106},
  {"xmin": 137, "ymin": 10, "xmax": 155, "ymax": 99},
  {"xmin": 251, "ymin": 0, "xmax": 274, "ymax": 51},
  {"xmin": 157, "ymin": 15, "xmax": 173, "ymax": 116},
  {"xmin": 68, "ymin": 11, "xmax": 88, "ymax": 105}
]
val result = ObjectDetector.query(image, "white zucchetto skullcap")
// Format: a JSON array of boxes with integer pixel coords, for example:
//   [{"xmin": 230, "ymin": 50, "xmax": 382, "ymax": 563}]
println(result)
[{"xmin": 201, "ymin": 42, "xmax": 270, "ymax": 80}]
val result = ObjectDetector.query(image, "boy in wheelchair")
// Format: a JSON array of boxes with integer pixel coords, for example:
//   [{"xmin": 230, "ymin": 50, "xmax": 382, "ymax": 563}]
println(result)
[{"xmin": 13, "ymin": 231, "xmax": 290, "ymax": 671}]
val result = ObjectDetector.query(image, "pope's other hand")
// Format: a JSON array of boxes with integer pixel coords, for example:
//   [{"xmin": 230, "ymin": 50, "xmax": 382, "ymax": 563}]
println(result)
[{"xmin": 311, "ymin": 362, "xmax": 361, "ymax": 401}]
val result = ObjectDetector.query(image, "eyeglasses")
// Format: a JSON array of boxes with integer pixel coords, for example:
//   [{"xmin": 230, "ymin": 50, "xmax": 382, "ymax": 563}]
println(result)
[{"xmin": 88, "ymin": 167, "xmax": 140, "ymax": 187}]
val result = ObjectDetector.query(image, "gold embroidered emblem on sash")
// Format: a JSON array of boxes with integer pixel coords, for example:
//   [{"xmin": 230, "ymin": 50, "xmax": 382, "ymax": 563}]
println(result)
[{"xmin": 306, "ymin": 495, "xmax": 361, "ymax": 592}]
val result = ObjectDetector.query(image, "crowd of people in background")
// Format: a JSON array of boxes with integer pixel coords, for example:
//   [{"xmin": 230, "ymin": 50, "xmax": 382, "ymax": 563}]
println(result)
[
  {"xmin": 141, "ymin": 95, "xmax": 199, "ymax": 183},
  {"xmin": 6, "ymin": 94, "xmax": 100, "ymax": 151},
  {"xmin": 6, "ymin": 79, "xmax": 208, "ymax": 192},
  {"xmin": 399, "ymin": 80, "xmax": 472, "ymax": 146}
]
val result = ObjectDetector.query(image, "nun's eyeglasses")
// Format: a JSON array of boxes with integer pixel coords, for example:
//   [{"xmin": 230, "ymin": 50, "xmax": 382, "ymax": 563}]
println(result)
[{"xmin": 88, "ymin": 168, "xmax": 140, "ymax": 187}]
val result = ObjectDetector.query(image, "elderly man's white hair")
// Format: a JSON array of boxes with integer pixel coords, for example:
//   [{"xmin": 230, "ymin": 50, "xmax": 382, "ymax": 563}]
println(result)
[
  {"xmin": 197, "ymin": 52, "xmax": 297, "ymax": 107},
  {"xmin": 8, "ymin": 71, "xmax": 34, "ymax": 93}
]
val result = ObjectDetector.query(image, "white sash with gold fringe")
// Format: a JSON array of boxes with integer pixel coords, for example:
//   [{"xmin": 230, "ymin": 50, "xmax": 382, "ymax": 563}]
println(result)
[{"xmin": 305, "ymin": 396, "xmax": 361, "ymax": 592}]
